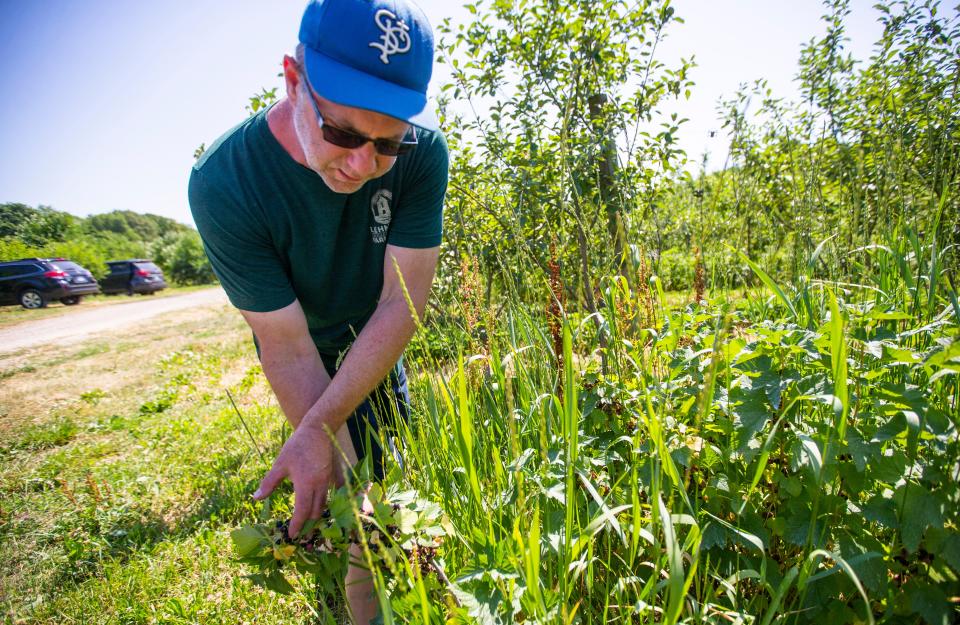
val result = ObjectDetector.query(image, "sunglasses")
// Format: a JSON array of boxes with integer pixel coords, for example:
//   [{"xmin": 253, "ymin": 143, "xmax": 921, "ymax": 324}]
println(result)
[{"xmin": 300, "ymin": 73, "xmax": 418, "ymax": 157}]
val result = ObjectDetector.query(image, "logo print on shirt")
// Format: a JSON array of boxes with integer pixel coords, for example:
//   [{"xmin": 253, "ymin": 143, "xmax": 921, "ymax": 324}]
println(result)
[
  {"xmin": 369, "ymin": 9, "xmax": 411, "ymax": 65},
  {"xmin": 371, "ymin": 190, "xmax": 393, "ymax": 224},
  {"xmin": 370, "ymin": 189, "xmax": 392, "ymax": 244}
]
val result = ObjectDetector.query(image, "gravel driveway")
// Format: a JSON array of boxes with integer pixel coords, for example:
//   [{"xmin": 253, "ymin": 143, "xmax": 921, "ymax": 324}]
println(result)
[{"xmin": 0, "ymin": 288, "xmax": 229, "ymax": 355}]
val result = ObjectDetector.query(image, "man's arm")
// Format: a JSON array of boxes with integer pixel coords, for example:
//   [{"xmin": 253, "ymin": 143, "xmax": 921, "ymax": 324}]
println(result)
[
  {"xmin": 241, "ymin": 300, "xmax": 331, "ymax": 430},
  {"xmin": 253, "ymin": 244, "xmax": 440, "ymax": 537}
]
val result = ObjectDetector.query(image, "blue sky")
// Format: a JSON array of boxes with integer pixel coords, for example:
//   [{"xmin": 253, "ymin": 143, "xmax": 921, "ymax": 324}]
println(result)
[{"xmin": 0, "ymin": 1, "xmax": 905, "ymax": 227}]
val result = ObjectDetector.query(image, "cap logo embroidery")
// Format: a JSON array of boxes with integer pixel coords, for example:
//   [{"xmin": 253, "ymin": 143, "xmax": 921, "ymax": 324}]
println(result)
[{"xmin": 369, "ymin": 9, "xmax": 411, "ymax": 65}]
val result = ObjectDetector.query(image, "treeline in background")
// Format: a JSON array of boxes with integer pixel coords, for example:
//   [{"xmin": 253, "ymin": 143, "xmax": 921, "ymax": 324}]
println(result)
[{"xmin": 0, "ymin": 203, "xmax": 215, "ymax": 286}]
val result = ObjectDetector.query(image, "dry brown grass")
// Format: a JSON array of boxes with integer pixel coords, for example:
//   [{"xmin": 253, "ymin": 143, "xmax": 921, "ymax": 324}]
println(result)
[{"xmin": 0, "ymin": 302, "xmax": 247, "ymax": 437}]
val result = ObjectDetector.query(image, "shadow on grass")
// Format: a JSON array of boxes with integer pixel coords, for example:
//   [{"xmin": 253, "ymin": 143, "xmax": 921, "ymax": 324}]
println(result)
[{"xmin": 38, "ymin": 448, "xmax": 260, "ymax": 593}]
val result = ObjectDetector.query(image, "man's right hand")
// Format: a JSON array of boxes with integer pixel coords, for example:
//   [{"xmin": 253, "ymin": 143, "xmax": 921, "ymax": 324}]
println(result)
[{"xmin": 253, "ymin": 419, "xmax": 338, "ymax": 538}]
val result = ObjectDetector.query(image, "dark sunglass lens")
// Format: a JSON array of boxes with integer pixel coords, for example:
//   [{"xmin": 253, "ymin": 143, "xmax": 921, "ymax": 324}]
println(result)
[
  {"xmin": 374, "ymin": 141, "xmax": 402, "ymax": 156},
  {"xmin": 320, "ymin": 120, "xmax": 414, "ymax": 156},
  {"xmin": 321, "ymin": 125, "xmax": 367, "ymax": 149}
]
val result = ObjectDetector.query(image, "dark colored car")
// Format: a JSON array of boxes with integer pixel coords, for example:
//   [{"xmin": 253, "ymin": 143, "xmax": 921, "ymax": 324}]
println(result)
[
  {"xmin": 101, "ymin": 259, "xmax": 168, "ymax": 295},
  {"xmin": 0, "ymin": 258, "xmax": 101, "ymax": 309}
]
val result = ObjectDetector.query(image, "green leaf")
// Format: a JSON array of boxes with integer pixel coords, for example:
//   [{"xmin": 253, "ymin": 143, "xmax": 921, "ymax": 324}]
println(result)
[
  {"xmin": 449, "ymin": 580, "xmax": 505, "ymax": 625},
  {"xmin": 737, "ymin": 250, "xmax": 799, "ymax": 320},
  {"xmin": 781, "ymin": 476, "xmax": 803, "ymax": 497},
  {"xmin": 826, "ymin": 289, "xmax": 848, "ymax": 441},
  {"xmin": 806, "ymin": 549, "xmax": 876, "ymax": 625},
  {"xmin": 328, "ymin": 491, "xmax": 355, "ymax": 529},
  {"xmin": 247, "ymin": 571, "xmax": 295, "ymax": 595},
  {"xmin": 896, "ymin": 486, "xmax": 945, "ymax": 552},
  {"xmin": 784, "ymin": 504, "xmax": 823, "ymax": 547},
  {"xmin": 845, "ymin": 426, "xmax": 872, "ymax": 472},
  {"xmin": 871, "ymin": 449, "xmax": 907, "ymax": 483},
  {"xmin": 905, "ymin": 579, "xmax": 951, "ymax": 625},
  {"xmin": 861, "ymin": 494, "xmax": 898, "ymax": 528},
  {"xmin": 939, "ymin": 534, "xmax": 960, "ymax": 574},
  {"xmin": 873, "ymin": 413, "xmax": 907, "ymax": 443},
  {"xmin": 730, "ymin": 383, "xmax": 771, "ymax": 455},
  {"xmin": 231, "ymin": 526, "xmax": 267, "ymax": 558}
]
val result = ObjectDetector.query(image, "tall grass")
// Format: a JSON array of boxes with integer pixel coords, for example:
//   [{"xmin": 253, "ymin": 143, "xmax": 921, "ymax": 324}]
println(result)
[{"xmin": 362, "ymin": 227, "xmax": 960, "ymax": 624}]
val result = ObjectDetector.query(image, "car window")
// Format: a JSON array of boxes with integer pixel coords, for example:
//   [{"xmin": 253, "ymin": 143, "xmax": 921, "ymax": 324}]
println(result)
[
  {"xmin": 50, "ymin": 261, "xmax": 84, "ymax": 272},
  {"xmin": 5, "ymin": 264, "xmax": 40, "ymax": 277},
  {"xmin": 134, "ymin": 262, "xmax": 161, "ymax": 273},
  {"xmin": 0, "ymin": 266, "xmax": 17, "ymax": 278},
  {"xmin": 109, "ymin": 264, "xmax": 129, "ymax": 273}
]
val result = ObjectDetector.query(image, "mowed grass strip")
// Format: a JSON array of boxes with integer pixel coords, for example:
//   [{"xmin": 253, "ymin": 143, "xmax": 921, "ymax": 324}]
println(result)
[{"xmin": 0, "ymin": 303, "xmax": 315, "ymax": 623}]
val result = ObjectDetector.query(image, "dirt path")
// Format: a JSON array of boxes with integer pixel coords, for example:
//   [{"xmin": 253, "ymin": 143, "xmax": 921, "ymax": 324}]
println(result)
[{"xmin": 0, "ymin": 287, "xmax": 229, "ymax": 355}]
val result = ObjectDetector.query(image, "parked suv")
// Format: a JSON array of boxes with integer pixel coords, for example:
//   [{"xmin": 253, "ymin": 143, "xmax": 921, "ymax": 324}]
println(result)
[
  {"xmin": 0, "ymin": 258, "xmax": 100, "ymax": 309},
  {"xmin": 101, "ymin": 259, "xmax": 168, "ymax": 295}
]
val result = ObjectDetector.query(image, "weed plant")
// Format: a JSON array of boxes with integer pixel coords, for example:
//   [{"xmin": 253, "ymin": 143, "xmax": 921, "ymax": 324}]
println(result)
[{"xmin": 362, "ymin": 233, "xmax": 957, "ymax": 624}]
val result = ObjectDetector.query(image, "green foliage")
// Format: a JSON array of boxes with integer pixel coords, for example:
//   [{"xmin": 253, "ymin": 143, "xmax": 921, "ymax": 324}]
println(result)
[
  {"xmin": 437, "ymin": 0, "xmax": 693, "ymax": 310},
  {"xmin": 0, "ymin": 236, "xmax": 42, "ymax": 262},
  {"xmin": 83, "ymin": 209, "xmax": 188, "ymax": 241},
  {"xmin": 654, "ymin": 247, "xmax": 695, "ymax": 292},
  {"xmin": 690, "ymin": 0, "xmax": 960, "ymax": 287},
  {"xmin": 246, "ymin": 87, "xmax": 279, "ymax": 116},
  {"xmin": 150, "ymin": 230, "xmax": 215, "ymax": 286},
  {"xmin": 0, "ymin": 203, "xmax": 38, "ymax": 238},
  {"xmin": 386, "ymin": 240, "xmax": 957, "ymax": 623},
  {"xmin": 231, "ymin": 484, "xmax": 450, "ymax": 612},
  {"xmin": 0, "ymin": 202, "xmax": 213, "ymax": 284},
  {"xmin": 3, "ymin": 417, "xmax": 77, "ymax": 453}
]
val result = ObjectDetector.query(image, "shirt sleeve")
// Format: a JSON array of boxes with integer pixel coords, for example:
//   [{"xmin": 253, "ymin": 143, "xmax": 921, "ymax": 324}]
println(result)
[
  {"xmin": 386, "ymin": 129, "xmax": 449, "ymax": 248},
  {"xmin": 188, "ymin": 167, "xmax": 296, "ymax": 312}
]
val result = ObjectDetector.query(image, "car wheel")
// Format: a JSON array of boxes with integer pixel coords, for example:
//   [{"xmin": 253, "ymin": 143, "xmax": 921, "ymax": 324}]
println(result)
[
  {"xmin": 19, "ymin": 289, "xmax": 46, "ymax": 309},
  {"xmin": 60, "ymin": 296, "xmax": 83, "ymax": 305}
]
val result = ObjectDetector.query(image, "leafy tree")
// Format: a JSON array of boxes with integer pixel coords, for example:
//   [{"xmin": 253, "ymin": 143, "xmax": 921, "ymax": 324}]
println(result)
[
  {"xmin": 150, "ymin": 230, "xmax": 214, "ymax": 285},
  {"xmin": 0, "ymin": 237, "xmax": 41, "ymax": 262},
  {"xmin": 16, "ymin": 206, "xmax": 77, "ymax": 247},
  {"xmin": 84, "ymin": 210, "xmax": 188, "ymax": 241},
  {"xmin": 0, "ymin": 203, "xmax": 40, "ymax": 239},
  {"xmin": 707, "ymin": 0, "xmax": 959, "ymax": 281},
  {"xmin": 438, "ymin": 0, "xmax": 693, "ymax": 310}
]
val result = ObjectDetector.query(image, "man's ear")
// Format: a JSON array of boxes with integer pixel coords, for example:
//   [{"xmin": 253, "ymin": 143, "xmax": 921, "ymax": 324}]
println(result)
[{"xmin": 282, "ymin": 55, "xmax": 302, "ymax": 102}]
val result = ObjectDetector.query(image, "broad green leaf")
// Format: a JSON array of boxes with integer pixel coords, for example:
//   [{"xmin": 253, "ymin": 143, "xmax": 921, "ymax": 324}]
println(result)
[
  {"xmin": 861, "ymin": 495, "xmax": 898, "ymax": 528},
  {"xmin": 897, "ymin": 486, "xmax": 945, "ymax": 552},
  {"xmin": 247, "ymin": 571, "xmax": 295, "ymax": 595},
  {"xmin": 730, "ymin": 384, "xmax": 770, "ymax": 455},
  {"xmin": 231, "ymin": 526, "xmax": 266, "ymax": 558},
  {"xmin": 806, "ymin": 549, "xmax": 876, "ymax": 625},
  {"xmin": 905, "ymin": 579, "xmax": 952, "ymax": 625},
  {"xmin": 871, "ymin": 450, "xmax": 907, "ymax": 483},
  {"xmin": 939, "ymin": 534, "xmax": 960, "ymax": 574},
  {"xmin": 703, "ymin": 511, "xmax": 764, "ymax": 551},
  {"xmin": 449, "ymin": 581, "xmax": 505, "ymax": 625},
  {"xmin": 845, "ymin": 426, "xmax": 872, "ymax": 472}
]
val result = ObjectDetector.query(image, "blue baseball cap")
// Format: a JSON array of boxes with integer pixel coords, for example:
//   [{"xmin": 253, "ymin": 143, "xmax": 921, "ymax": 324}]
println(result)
[{"xmin": 298, "ymin": 0, "xmax": 438, "ymax": 130}]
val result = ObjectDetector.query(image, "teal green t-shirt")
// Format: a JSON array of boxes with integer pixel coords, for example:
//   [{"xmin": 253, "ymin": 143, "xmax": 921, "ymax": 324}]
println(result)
[{"xmin": 188, "ymin": 108, "xmax": 448, "ymax": 355}]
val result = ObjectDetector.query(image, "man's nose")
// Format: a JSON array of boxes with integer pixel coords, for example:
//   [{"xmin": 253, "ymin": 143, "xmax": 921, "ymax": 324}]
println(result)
[{"xmin": 346, "ymin": 142, "xmax": 379, "ymax": 178}]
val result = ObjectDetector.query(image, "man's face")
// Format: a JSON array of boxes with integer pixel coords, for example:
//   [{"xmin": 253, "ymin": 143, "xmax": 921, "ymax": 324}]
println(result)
[{"xmin": 292, "ymin": 82, "xmax": 411, "ymax": 194}]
